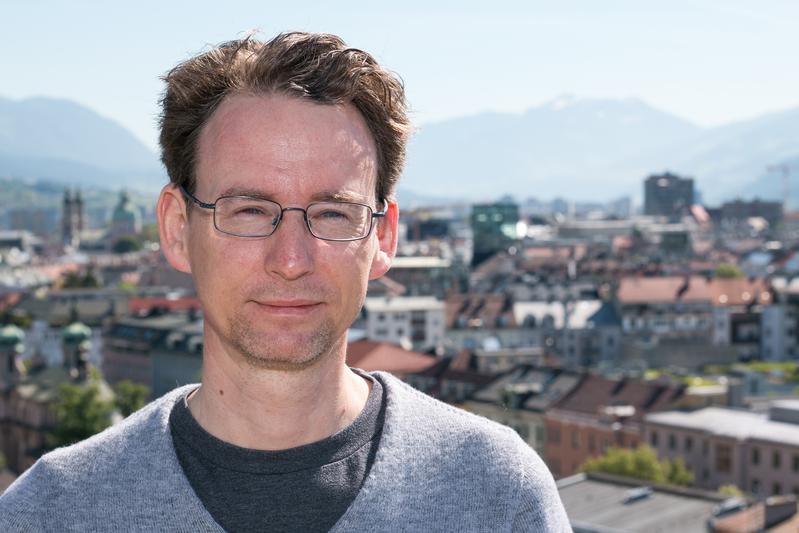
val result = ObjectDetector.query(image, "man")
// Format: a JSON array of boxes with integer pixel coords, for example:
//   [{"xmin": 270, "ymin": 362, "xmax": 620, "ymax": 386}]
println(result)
[{"xmin": 0, "ymin": 32, "xmax": 570, "ymax": 531}]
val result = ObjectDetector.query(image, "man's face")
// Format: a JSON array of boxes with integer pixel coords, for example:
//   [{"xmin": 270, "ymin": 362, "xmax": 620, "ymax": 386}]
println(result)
[{"xmin": 164, "ymin": 94, "xmax": 395, "ymax": 371}]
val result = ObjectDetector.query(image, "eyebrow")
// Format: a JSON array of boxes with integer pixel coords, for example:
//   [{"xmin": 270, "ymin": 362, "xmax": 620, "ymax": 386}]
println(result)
[{"xmin": 216, "ymin": 187, "xmax": 370, "ymax": 205}]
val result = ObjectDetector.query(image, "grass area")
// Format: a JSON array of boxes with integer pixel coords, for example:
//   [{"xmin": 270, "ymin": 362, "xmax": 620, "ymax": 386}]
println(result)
[
  {"xmin": 644, "ymin": 369, "xmax": 720, "ymax": 387},
  {"xmin": 701, "ymin": 362, "xmax": 799, "ymax": 384}
]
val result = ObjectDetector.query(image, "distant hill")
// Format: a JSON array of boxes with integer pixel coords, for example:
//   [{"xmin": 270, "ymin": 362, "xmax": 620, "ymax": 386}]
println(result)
[
  {"xmin": 0, "ymin": 96, "xmax": 166, "ymax": 191},
  {"xmin": 3, "ymin": 94, "xmax": 799, "ymax": 206},
  {"xmin": 402, "ymin": 95, "xmax": 799, "ymax": 206}
]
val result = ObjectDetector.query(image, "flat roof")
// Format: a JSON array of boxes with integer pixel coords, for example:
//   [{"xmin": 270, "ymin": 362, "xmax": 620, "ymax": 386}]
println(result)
[
  {"xmin": 558, "ymin": 473, "xmax": 723, "ymax": 533},
  {"xmin": 364, "ymin": 296, "xmax": 444, "ymax": 312},
  {"xmin": 512, "ymin": 300, "xmax": 602, "ymax": 329},
  {"xmin": 646, "ymin": 407, "xmax": 799, "ymax": 447},
  {"xmin": 389, "ymin": 256, "xmax": 451, "ymax": 269}
]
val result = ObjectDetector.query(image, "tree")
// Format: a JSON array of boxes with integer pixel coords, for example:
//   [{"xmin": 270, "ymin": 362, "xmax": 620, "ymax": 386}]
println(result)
[
  {"xmin": 112, "ymin": 236, "xmax": 143, "ymax": 254},
  {"xmin": 0, "ymin": 309, "xmax": 33, "ymax": 329},
  {"xmin": 62, "ymin": 271, "xmax": 100, "ymax": 289},
  {"xmin": 715, "ymin": 263, "xmax": 744, "ymax": 279},
  {"xmin": 579, "ymin": 445, "xmax": 694, "ymax": 486},
  {"xmin": 48, "ymin": 380, "xmax": 114, "ymax": 448},
  {"xmin": 140, "ymin": 223, "xmax": 160, "ymax": 244},
  {"xmin": 718, "ymin": 484, "xmax": 743, "ymax": 497},
  {"xmin": 664, "ymin": 456, "xmax": 694, "ymax": 485},
  {"xmin": 113, "ymin": 380, "xmax": 150, "ymax": 417}
]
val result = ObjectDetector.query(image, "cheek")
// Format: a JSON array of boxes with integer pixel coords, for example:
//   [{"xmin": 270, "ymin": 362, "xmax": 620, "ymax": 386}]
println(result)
[{"xmin": 187, "ymin": 232, "xmax": 259, "ymax": 295}]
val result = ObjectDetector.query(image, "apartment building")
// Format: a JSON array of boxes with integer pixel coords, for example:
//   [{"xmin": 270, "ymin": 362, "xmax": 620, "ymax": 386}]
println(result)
[
  {"xmin": 646, "ymin": 400, "xmax": 799, "ymax": 497},
  {"xmin": 363, "ymin": 296, "xmax": 445, "ymax": 352}
]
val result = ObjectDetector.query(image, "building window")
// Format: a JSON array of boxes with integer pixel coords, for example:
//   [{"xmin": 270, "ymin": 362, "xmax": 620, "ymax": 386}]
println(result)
[
  {"xmin": 752, "ymin": 478, "xmax": 760, "ymax": 494},
  {"xmin": 752, "ymin": 447, "xmax": 760, "ymax": 466},
  {"xmin": 684, "ymin": 436, "xmax": 693, "ymax": 453},
  {"xmin": 650, "ymin": 431, "xmax": 659, "ymax": 447},
  {"xmin": 702, "ymin": 468, "xmax": 709, "ymax": 481},
  {"xmin": 702, "ymin": 439, "xmax": 709, "ymax": 456},
  {"xmin": 773, "ymin": 451, "xmax": 782, "ymax": 470},
  {"xmin": 716, "ymin": 444, "xmax": 732, "ymax": 474},
  {"xmin": 774, "ymin": 482, "xmax": 782, "ymax": 495},
  {"xmin": 668, "ymin": 433, "xmax": 676, "ymax": 451},
  {"xmin": 571, "ymin": 430, "xmax": 579, "ymax": 450},
  {"xmin": 588, "ymin": 434, "xmax": 596, "ymax": 453},
  {"xmin": 793, "ymin": 454, "xmax": 799, "ymax": 472}
]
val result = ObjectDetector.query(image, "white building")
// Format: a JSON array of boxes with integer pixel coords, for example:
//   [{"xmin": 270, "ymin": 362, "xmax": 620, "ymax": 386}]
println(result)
[{"xmin": 363, "ymin": 296, "xmax": 445, "ymax": 351}]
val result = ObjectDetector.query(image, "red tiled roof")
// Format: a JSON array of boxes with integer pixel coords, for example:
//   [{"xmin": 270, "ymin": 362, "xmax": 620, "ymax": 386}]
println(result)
[
  {"xmin": 445, "ymin": 294, "xmax": 515, "ymax": 329},
  {"xmin": 617, "ymin": 276, "xmax": 769, "ymax": 306},
  {"xmin": 0, "ymin": 292, "xmax": 22, "ymax": 313},
  {"xmin": 346, "ymin": 340, "xmax": 436, "ymax": 374},
  {"xmin": 552, "ymin": 374, "xmax": 684, "ymax": 423}
]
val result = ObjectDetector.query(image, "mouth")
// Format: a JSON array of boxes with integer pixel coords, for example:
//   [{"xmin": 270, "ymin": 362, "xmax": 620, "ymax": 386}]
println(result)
[{"xmin": 252, "ymin": 300, "xmax": 323, "ymax": 316}]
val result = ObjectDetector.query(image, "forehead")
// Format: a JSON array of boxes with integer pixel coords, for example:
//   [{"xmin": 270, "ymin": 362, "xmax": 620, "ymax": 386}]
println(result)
[{"xmin": 195, "ymin": 93, "xmax": 378, "ymax": 200}]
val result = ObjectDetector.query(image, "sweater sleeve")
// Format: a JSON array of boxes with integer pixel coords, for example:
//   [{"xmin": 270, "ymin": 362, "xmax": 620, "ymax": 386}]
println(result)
[{"xmin": 511, "ymin": 438, "xmax": 573, "ymax": 532}]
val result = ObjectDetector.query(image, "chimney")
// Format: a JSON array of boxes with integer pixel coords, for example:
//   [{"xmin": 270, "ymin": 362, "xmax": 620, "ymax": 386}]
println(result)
[{"xmin": 676, "ymin": 275, "xmax": 690, "ymax": 300}]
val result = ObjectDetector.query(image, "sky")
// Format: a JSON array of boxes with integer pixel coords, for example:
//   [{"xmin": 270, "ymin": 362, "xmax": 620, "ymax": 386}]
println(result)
[{"xmin": 2, "ymin": 1, "xmax": 799, "ymax": 153}]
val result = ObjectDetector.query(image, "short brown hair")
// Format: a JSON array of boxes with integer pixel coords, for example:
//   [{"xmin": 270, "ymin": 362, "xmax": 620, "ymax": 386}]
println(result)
[{"xmin": 159, "ymin": 32, "xmax": 411, "ymax": 203}]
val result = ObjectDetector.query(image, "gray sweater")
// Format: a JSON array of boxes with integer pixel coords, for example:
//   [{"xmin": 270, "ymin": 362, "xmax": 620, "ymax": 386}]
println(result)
[{"xmin": 0, "ymin": 372, "xmax": 571, "ymax": 532}]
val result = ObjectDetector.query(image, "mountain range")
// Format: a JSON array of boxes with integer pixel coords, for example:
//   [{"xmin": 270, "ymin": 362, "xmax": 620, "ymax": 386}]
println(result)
[
  {"xmin": 1, "ymin": 95, "xmax": 798, "ymax": 206},
  {"xmin": 0, "ymin": 96, "xmax": 165, "ymax": 191},
  {"xmin": 403, "ymin": 95, "xmax": 799, "ymax": 205}
]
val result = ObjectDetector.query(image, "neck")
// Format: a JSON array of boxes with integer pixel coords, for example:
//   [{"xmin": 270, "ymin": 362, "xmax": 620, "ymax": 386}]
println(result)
[{"xmin": 188, "ymin": 335, "xmax": 371, "ymax": 451}]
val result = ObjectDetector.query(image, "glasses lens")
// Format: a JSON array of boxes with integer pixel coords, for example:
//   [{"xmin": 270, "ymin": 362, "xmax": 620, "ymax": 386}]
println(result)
[
  {"xmin": 215, "ymin": 197, "xmax": 282, "ymax": 237},
  {"xmin": 307, "ymin": 202, "xmax": 371, "ymax": 240}
]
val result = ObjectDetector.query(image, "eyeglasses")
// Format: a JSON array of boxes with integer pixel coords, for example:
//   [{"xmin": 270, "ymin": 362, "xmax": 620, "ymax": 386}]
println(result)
[{"xmin": 179, "ymin": 185, "xmax": 387, "ymax": 242}]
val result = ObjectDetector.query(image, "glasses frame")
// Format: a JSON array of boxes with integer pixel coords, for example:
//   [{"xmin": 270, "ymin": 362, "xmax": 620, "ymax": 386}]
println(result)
[{"xmin": 179, "ymin": 185, "xmax": 387, "ymax": 242}]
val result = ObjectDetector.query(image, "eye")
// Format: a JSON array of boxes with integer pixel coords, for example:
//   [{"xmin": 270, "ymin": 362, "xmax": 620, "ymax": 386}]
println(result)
[
  {"xmin": 234, "ymin": 206, "xmax": 267, "ymax": 216},
  {"xmin": 314, "ymin": 208, "xmax": 352, "ymax": 222}
]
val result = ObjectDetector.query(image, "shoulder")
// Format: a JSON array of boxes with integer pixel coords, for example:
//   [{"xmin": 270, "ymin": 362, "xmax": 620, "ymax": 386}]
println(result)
[
  {"xmin": 373, "ymin": 370, "xmax": 542, "ymax": 482},
  {"xmin": 0, "ymin": 385, "xmax": 194, "ymax": 526},
  {"xmin": 374, "ymin": 370, "xmax": 523, "ymax": 449},
  {"xmin": 369, "ymin": 372, "xmax": 571, "ymax": 530}
]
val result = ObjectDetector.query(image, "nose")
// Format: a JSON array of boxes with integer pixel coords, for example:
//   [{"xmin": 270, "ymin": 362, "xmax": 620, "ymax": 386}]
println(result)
[{"xmin": 264, "ymin": 209, "xmax": 315, "ymax": 281}]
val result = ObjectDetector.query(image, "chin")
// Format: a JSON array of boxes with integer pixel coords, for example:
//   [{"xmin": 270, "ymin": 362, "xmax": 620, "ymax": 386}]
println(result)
[{"xmin": 228, "ymin": 318, "xmax": 342, "ymax": 372}]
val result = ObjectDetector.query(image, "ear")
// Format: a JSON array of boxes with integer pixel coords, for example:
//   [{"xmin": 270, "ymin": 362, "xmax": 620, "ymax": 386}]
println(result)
[
  {"xmin": 369, "ymin": 201, "xmax": 398, "ymax": 280},
  {"xmin": 157, "ymin": 184, "xmax": 193, "ymax": 274}
]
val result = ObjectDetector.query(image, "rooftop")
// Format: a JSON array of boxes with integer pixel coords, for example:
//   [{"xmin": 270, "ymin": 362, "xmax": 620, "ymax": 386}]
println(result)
[
  {"xmin": 346, "ymin": 340, "xmax": 436, "ymax": 375},
  {"xmin": 512, "ymin": 300, "xmax": 603, "ymax": 329},
  {"xmin": 364, "ymin": 296, "xmax": 444, "ymax": 312},
  {"xmin": 558, "ymin": 472, "xmax": 725, "ymax": 533},
  {"xmin": 552, "ymin": 374, "xmax": 685, "ymax": 423},
  {"xmin": 617, "ymin": 276, "xmax": 770, "ymax": 306},
  {"xmin": 389, "ymin": 256, "xmax": 452, "ymax": 269},
  {"xmin": 646, "ymin": 405, "xmax": 799, "ymax": 447}
]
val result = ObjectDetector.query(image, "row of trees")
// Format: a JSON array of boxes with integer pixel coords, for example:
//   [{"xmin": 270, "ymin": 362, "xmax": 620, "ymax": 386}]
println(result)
[
  {"xmin": 580, "ymin": 444, "xmax": 693, "ymax": 486},
  {"xmin": 580, "ymin": 445, "xmax": 744, "ymax": 496}
]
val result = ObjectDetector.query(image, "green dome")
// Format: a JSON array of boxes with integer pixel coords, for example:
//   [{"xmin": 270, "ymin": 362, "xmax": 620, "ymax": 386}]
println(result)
[
  {"xmin": 112, "ymin": 191, "xmax": 140, "ymax": 223},
  {"xmin": 0, "ymin": 324, "xmax": 25, "ymax": 347},
  {"xmin": 62, "ymin": 322, "xmax": 91, "ymax": 344}
]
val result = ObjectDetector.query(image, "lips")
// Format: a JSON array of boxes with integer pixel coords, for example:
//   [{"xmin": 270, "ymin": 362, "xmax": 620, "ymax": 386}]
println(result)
[
  {"xmin": 251, "ymin": 300, "xmax": 323, "ymax": 316},
  {"xmin": 258, "ymin": 299, "xmax": 320, "ymax": 307}
]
